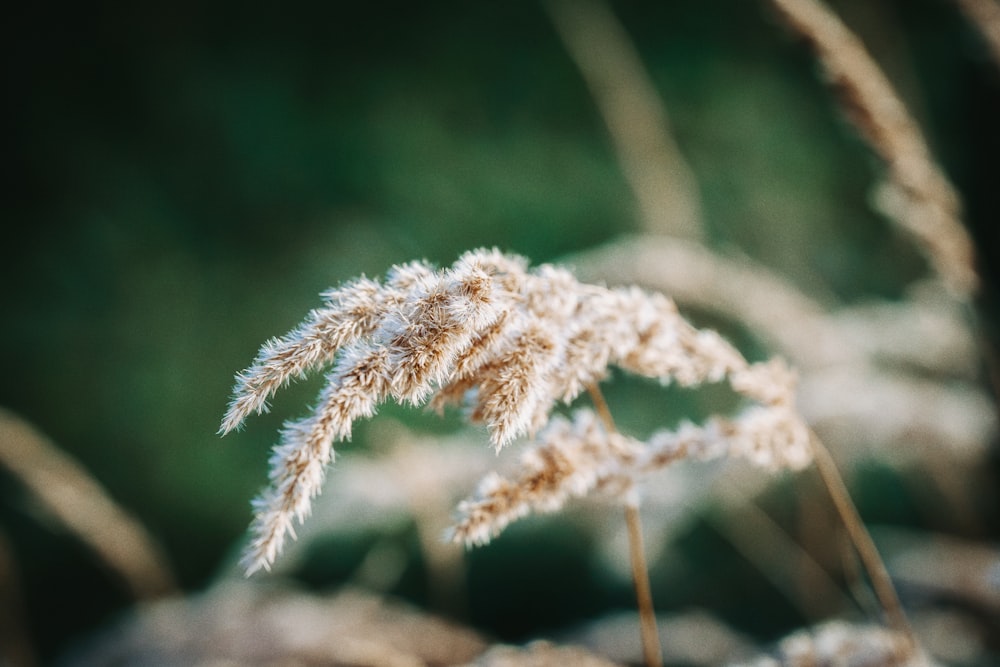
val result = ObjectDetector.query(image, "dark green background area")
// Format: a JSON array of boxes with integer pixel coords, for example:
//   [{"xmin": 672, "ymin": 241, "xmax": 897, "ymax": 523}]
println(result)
[{"xmin": 2, "ymin": 1, "xmax": 998, "ymax": 663}]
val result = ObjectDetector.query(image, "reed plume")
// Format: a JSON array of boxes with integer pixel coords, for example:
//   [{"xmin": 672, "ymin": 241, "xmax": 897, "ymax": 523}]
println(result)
[
  {"xmin": 0, "ymin": 407, "xmax": 176, "ymax": 600},
  {"xmin": 222, "ymin": 249, "xmax": 811, "ymax": 575},
  {"xmin": 450, "ymin": 360, "xmax": 813, "ymax": 547}
]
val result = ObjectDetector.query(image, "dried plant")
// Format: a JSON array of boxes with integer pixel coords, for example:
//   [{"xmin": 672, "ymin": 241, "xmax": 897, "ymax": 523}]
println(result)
[
  {"xmin": 221, "ymin": 249, "xmax": 930, "ymax": 666},
  {"xmin": 449, "ymin": 361, "xmax": 812, "ymax": 548},
  {"xmin": 767, "ymin": 0, "xmax": 979, "ymax": 298},
  {"xmin": 571, "ymin": 236, "xmax": 996, "ymax": 466},
  {"xmin": 544, "ymin": 0, "xmax": 704, "ymax": 240},
  {"xmin": 211, "ymin": 6, "xmax": 984, "ymax": 664},
  {"xmin": 222, "ymin": 249, "xmax": 816, "ymax": 576},
  {"xmin": 6, "ymin": 0, "xmax": 994, "ymax": 663},
  {"xmin": 0, "ymin": 407, "xmax": 176, "ymax": 601}
]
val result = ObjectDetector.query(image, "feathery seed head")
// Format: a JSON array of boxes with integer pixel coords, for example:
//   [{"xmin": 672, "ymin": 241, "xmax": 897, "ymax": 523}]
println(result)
[{"xmin": 223, "ymin": 249, "xmax": 813, "ymax": 573}]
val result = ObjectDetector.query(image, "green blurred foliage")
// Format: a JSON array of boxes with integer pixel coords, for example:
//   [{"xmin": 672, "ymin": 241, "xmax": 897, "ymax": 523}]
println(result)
[{"xmin": 2, "ymin": 0, "xmax": 998, "ymax": 663}]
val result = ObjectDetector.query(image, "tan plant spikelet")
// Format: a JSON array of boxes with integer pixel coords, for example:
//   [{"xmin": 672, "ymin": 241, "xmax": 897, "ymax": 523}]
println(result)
[
  {"xmin": 449, "ymin": 410, "xmax": 643, "ymax": 547},
  {"xmin": 450, "ymin": 360, "xmax": 812, "ymax": 548},
  {"xmin": 223, "ymin": 249, "xmax": 813, "ymax": 573}
]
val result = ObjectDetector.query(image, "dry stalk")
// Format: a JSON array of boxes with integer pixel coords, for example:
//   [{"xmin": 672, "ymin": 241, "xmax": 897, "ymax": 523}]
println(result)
[
  {"xmin": 544, "ymin": 0, "xmax": 703, "ymax": 239},
  {"xmin": 766, "ymin": 0, "xmax": 978, "ymax": 298},
  {"xmin": 0, "ymin": 407, "xmax": 175, "ymax": 600},
  {"xmin": 588, "ymin": 384, "xmax": 663, "ymax": 667},
  {"xmin": 808, "ymin": 431, "xmax": 917, "ymax": 651},
  {"xmin": 624, "ymin": 498, "xmax": 662, "ymax": 667}
]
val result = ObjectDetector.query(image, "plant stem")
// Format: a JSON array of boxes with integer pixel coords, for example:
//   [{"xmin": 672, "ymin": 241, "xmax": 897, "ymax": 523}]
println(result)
[
  {"xmin": 808, "ymin": 431, "xmax": 916, "ymax": 651},
  {"xmin": 587, "ymin": 382, "xmax": 617, "ymax": 433},
  {"xmin": 587, "ymin": 384, "xmax": 663, "ymax": 667},
  {"xmin": 625, "ymin": 498, "xmax": 663, "ymax": 667}
]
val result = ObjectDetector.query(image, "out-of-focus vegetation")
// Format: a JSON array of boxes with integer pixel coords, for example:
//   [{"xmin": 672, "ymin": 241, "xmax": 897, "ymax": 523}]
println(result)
[{"xmin": 2, "ymin": 1, "xmax": 998, "ymax": 664}]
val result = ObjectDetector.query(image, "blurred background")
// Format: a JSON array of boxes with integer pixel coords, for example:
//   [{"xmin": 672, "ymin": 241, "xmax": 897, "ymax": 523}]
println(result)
[{"xmin": 2, "ymin": 0, "xmax": 999, "ymax": 664}]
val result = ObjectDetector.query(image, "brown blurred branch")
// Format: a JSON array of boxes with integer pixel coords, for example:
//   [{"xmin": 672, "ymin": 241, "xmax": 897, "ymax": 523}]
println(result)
[
  {"xmin": 589, "ymin": 383, "xmax": 663, "ymax": 667},
  {"xmin": 544, "ymin": 0, "xmax": 704, "ymax": 239},
  {"xmin": 767, "ymin": 0, "xmax": 978, "ymax": 298},
  {"xmin": 808, "ymin": 432, "xmax": 916, "ymax": 651},
  {"xmin": 0, "ymin": 407, "xmax": 175, "ymax": 600}
]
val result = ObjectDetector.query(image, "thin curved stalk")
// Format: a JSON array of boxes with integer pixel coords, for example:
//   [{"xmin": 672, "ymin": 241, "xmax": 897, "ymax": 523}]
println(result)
[
  {"xmin": 809, "ymin": 431, "xmax": 916, "ymax": 652},
  {"xmin": 587, "ymin": 384, "xmax": 663, "ymax": 667},
  {"xmin": 0, "ymin": 408, "xmax": 176, "ymax": 600}
]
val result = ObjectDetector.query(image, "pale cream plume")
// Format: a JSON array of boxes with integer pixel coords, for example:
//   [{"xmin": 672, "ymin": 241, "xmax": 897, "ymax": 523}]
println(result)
[
  {"xmin": 238, "ymin": 253, "xmax": 510, "ymax": 573},
  {"xmin": 452, "ymin": 359, "xmax": 810, "ymax": 548},
  {"xmin": 226, "ymin": 250, "xmax": 815, "ymax": 574}
]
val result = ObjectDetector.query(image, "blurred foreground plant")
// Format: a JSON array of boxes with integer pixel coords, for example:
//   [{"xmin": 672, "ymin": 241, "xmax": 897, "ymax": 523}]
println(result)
[{"xmin": 222, "ymin": 249, "xmax": 926, "ymax": 665}]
